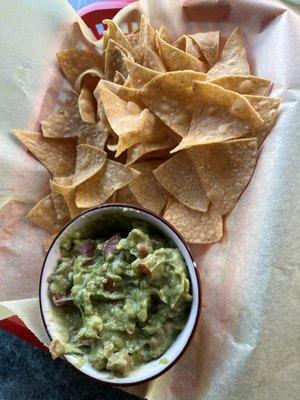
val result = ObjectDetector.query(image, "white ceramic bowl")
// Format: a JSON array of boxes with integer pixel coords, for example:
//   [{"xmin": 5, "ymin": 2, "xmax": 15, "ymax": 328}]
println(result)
[{"xmin": 39, "ymin": 204, "xmax": 201, "ymax": 386}]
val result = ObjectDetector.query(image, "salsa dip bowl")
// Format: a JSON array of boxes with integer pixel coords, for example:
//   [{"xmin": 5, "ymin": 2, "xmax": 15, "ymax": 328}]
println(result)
[{"xmin": 39, "ymin": 204, "xmax": 201, "ymax": 386}]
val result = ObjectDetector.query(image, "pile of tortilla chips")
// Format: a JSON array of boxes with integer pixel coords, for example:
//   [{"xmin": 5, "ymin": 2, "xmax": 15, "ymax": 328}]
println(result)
[{"xmin": 12, "ymin": 15, "xmax": 280, "ymax": 248}]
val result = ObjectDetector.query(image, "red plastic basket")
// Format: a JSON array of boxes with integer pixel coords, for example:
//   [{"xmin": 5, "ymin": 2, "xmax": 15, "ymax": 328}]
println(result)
[{"xmin": 0, "ymin": 1, "xmax": 135, "ymax": 350}]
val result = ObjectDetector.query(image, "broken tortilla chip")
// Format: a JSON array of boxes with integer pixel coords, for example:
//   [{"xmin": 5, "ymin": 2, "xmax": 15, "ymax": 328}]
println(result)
[
  {"xmin": 129, "ymin": 161, "xmax": 168, "ymax": 215},
  {"xmin": 76, "ymin": 159, "xmax": 140, "ymax": 208},
  {"xmin": 164, "ymin": 201, "xmax": 223, "ymax": 244},
  {"xmin": 11, "ymin": 130, "xmax": 76, "ymax": 174},
  {"xmin": 171, "ymin": 81, "xmax": 263, "ymax": 151},
  {"xmin": 209, "ymin": 75, "xmax": 271, "ymax": 96},
  {"xmin": 139, "ymin": 71, "xmax": 206, "ymax": 137},
  {"xmin": 157, "ymin": 36, "xmax": 207, "ymax": 72},
  {"xmin": 78, "ymin": 87, "xmax": 97, "ymax": 124},
  {"xmin": 26, "ymin": 194, "xmax": 68, "ymax": 234},
  {"xmin": 57, "ymin": 48, "xmax": 103, "ymax": 85},
  {"xmin": 189, "ymin": 31, "xmax": 219, "ymax": 67},
  {"xmin": 207, "ymin": 27, "xmax": 250, "ymax": 78},
  {"xmin": 153, "ymin": 152, "xmax": 209, "ymax": 212},
  {"xmin": 103, "ymin": 19, "xmax": 134, "ymax": 56},
  {"xmin": 187, "ymin": 138, "xmax": 257, "ymax": 215}
]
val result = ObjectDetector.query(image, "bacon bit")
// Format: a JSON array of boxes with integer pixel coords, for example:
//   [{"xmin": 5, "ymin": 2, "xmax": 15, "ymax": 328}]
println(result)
[
  {"xmin": 104, "ymin": 278, "xmax": 114, "ymax": 291},
  {"xmin": 101, "ymin": 234, "xmax": 121, "ymax": 257},
  {"xmin": 137, "ymin": 243, "xmax": 149, "ymax": 258},
  {"xmin": 52, "ymin": 293, "xmax": 72, "ymax": 306},
  {"xmin": 138, "ymin": 264, "xmax": 151, "ymax": 276}
]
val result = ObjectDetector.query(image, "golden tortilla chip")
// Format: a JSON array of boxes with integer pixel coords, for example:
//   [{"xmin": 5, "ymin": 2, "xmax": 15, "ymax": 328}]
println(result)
[
  {"xmin": 26, "ymin": 194, "xmax": 68, "ymax": 234},
  {"xmin": 43, "ymin": 234, "xmax": 57, "ymax": 252},
  {"xmin": 157, "ymin": 36, "xmax": 207, "ymax": 72},
  {"xmin": 173, "ymin": 35, "xmax": 202, "ymax": 60},
  {"xmin": 115, "ymin": 185, "xmax": 140, "ymax": 206},
  {"xmin": 74, "ymin": 68, "xmax": 103, "ymax": 93},
  {"xmin": 124, "ymin": 58, "xmax": 160, "ymax": 89},
  {"xmin": 50, "ymin": 144, "xmax": 106, "ymax": 195},
  {"xmin": 41, "ymin": 91, "xmax": 90, "ymax": 138},
  {"xmin": 171, "ymin": 81, "xmax": 263, "ymax": 151},
  {"xmin": 78, "ymin": 121, "xmax": 109, "ymax": 149},
  {"xmin": 207, "ymin": 27, "xmax": 250, "ymax": 78},
  {"xmin": 126, "ymin": 31, "xmax": 140, "ymax": 48},
  {"xmin": 114, "ymin": 71, "xmax": 126, "ymax": 85},
  {"xmin": 244, "ymin": 95, "xmax": 280, "ymax": 145},
  {"xmin": 189, "ymin": 31, "xmax": 219, "ymax": 67},
  {"xmin": 78, "ymin": 87, "xmax": 97, "ymax": 124},
  {"xmin": 64, "ymin": 190, "xmax": 83, "ymax": 218},
  {"xmin": 100, "ymin": 84, "xmax": 158, "ymax": 156},
  {"xmin": 103, "ymin": 19, "xmax": 134, "ymax": 56},
  {"xmin": 164, "ymin": 201, "xmax": 223, "ymax": 244},
  {"xmin": 129, "ymin": 161, "xmax": 168, "ymax": 215},
  {"xmin": 51, "ymin": 160, "xmax": 73, "ymax": 220},
  {"xmin": 57, "ymin": 48, "xmax": 102, "ymax": 85},
  {"xmin": 187, "ymin": 138, "xmax": 257, "ymax": 215},
  {"xmin": 11, "ymin": 130, "xmax": 76, "ymax": 174},
  {"xmin": 139, "ymin": 16, "xmax": 166, "ymax": 72},
  {"xmin": 105, "ymin": 39, "xmax": 134, "ymax": 81},
  {"xmin": 76, "ymin": 159, "xmax": 140, "ymax": 208},
  {"xmin": 139, "ymin": 71, "xmax": 206, "ymax": 137},
  {"xmin": 157, "ymin": 26, "xmax": 170, "ymax": 43},
  {"xmin": 209, "ymin": 75, "xmax": 272, "ymax": 96},
  {"xmin": 126, "ymin": 131, "xmax": 179, "ymax": 165},
  {"xmin": 96, "ymin": 79, "xmax": 142, "ymax": 105},
  {"xmin": 51, "ymin": 190, "xmax": 69, "ymax": 220},
  {"xmin": 153, "ymin": 152, "xmax": 209, "ymax": 212}
]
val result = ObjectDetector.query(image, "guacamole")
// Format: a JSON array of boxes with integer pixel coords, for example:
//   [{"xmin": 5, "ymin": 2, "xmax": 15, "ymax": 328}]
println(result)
[{"xmin": 48, "ymin": 221, "xmax": 192, "ymax": 376}]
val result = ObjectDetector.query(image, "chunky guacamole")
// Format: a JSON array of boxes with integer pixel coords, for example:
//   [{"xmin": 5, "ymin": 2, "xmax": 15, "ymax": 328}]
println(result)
[{"xmin": 48, "ymin": 221, "xmax": 192, "ymax": 376}]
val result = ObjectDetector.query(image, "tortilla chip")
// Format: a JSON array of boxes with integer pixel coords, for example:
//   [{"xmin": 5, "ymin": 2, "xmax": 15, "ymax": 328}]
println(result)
[
  {"xmin": 43, "ymin": 234, "xmax": 57, "ymax": 252},
  {"xmin": 96, "ymin": 79, "xmax": 141, "ymax": 105},
  {"xmin": 189, "ymin": 31, "xmax": 219, "ymax": 67},
  {"xmin": 103, "ymin": 19, "xmax": 134, "ymax": 56},
  {"xmin": 207, "ymin": 28, "xmax": 250, "ymax": 78},
  {"xmin": 129, "ymin": 161, "xmax": 168, "ymax": 215},
  {"xmin": 187, "ymin": 138, "xmax": 257, "ymax": 215},
  {"xmin": 74, "ymin": 68, "xmax": 103, "ymax": 93},
  {"xmin": 105, "ymin": 39, "xmax": 134, "ymax": 81},
  {"xmin": 126, "ymin": 131, "xmax": 180, "ymax": 165},
  {"xmin": 126, "ymin": 32, "xmax": 140, "ymax": 48},
  {"xmin": 64, "ymin": 190, "xmax": 83, "ymax": 218},
  {"xmin": 123, "ymin": 75, "xmax": 133, "ymax": 87},
  {"xmin": 76, "ymin": 159, "xmax": 140, "ymax": 208},
  {"xmin": 114, "ymin": 71, "xmax": 126, "ymax": 85},
  {"xmin": 54, "ymin": 159, "xmax": 74, "ymax": 179},
  {"xmin": 209, "ymin": 75, "xmax": 272, "ymax": 96},
  {"xmin": 157, "ymin": 36, "xmax": 207, "ymax": 72},
  {"xmin": 138, "ymin": 16, "xmax": 166, "ymax": 72},
  {"xmin": 57, "ymin": 49, "xmax": 103, "ymax": 85},
  {"xmin": 50, "ymin": 144, "xmax": 106, "ymax": 195},
  {"xmin": 78, "ymin": 121, "xmax": 109, "ymax": 149},
  {"xmin": 115, "ymin": 186, "xmax": 140, "ymax": 206},
  {"xmin": 78, "ymin": 87, "xmax": 97, "ymax": 123},
  {"xmin": 100, "ymin": 84, "xmax": 158, "ymax": 156},
  {"xmin": 11, "ymin": 130, "xmax": 76, "ymax": 174},
  {"xmin": 244, "ymin": 95, "xmax": 280, "ymax": 145},
  {"xmin": 124, "ymin": 58, "xmax": 160, "ymax": 89},
  {"xmin": 173, "ymin": 35, "xmax": 202, "ymax": 60},
  {"xmin": 51, "ymin": 160, "xmax": 73, "ymax": 220},
  {"xmin": 139, "ymin": 71, "xmax": 206, "ymax": 137},
  {"xmin": 26, "ymin": 194, "xmax": 68, "ymax": 234},
  {"xmin": 41, "ymin": 91, "xmax": 90, "ymax": 138},
  {"xmin": 171, "ymin": 81, "xmax": 263, "ymax": 151},
  {"xmin": 153, "ymin": 152, "xmax": 209, "ymax": 212},
  {"xmin": 164, "ymin": 201, "xmax": 223, "ymax": 243},
  {"xmin": 51, "ymin": 190, "xmax": 69, "ymax": 220},
  {"xmin": 158, "ymin": 26, "xmax": 170, "ymax": 43}
]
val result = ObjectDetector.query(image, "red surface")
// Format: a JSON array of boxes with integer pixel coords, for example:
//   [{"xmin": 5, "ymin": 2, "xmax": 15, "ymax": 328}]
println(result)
[{"xmin": 1, "ymin": 2, "xmax": 132, "ymax": 350}]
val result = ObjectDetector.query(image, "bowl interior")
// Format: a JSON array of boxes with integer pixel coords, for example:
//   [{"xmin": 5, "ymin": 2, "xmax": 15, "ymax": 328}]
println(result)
[{"xmin": 40, "ymin": 205, "xmax": 200, "ymax": 385}]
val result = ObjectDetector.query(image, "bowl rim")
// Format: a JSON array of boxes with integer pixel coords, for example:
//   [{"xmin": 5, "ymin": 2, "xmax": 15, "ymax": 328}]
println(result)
[{"xmin": 39, "ymin": 203, "xmax": 202, "ymax": 387}]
